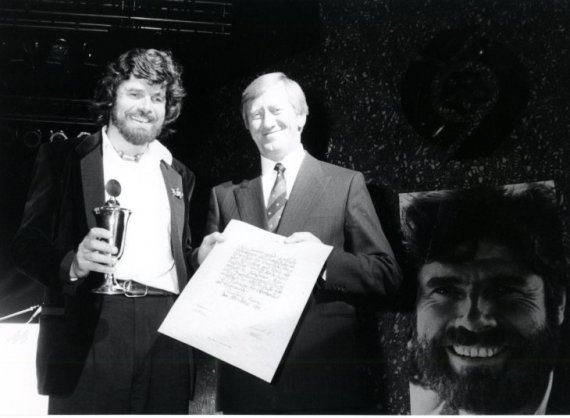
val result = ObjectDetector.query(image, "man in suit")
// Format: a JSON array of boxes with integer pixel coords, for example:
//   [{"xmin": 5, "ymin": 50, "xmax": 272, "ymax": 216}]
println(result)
[
  {"xmin": 12, "ymin": 49, "xmax": 194, "ymax": 414},
  {"xmin": 402, "ymin": 183, "xmax": 569, "ymax": 414},
  {"xmin": 196, "ymin": 72, "xmax": 402, "ymax": 413}
]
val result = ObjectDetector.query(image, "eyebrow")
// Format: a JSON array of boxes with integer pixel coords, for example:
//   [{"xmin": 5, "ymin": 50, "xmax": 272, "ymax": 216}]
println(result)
[
  {"xmin": 490, "ymin": 273, "xmax": 529, "ymax": 286},
  {"xmin": 424, "ymin": 272, "xmax": 532, "ymax": 291},
  {"xmin": 424, "ymin": 276, "xmax": 464, "ymax": 288},
  {"xmin": 123, "ymin": 87, "xmax": 165, "ymax": 96}
]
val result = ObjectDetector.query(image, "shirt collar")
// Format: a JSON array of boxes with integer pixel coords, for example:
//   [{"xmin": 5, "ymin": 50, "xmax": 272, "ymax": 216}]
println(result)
[
  {"xmin": 260, "ymin": 144, "xmax": 306, "ymax": 177},
  {"xmin": 535, "ymin": 370, "xmax": 554, "ymax": 415},
  {"xmin": 101, "ymin": 127, "xmax": 172, "ymax": 166}
]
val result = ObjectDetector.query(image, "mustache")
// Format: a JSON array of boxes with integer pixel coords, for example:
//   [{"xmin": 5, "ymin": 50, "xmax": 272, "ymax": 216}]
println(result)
[
  {"xmin": 128, "ymin": 109, "xmax": 157, "ymax": 122},
  {"xmin": 443, "ymin": 326, "xmax": 515, "ymax": 347}
]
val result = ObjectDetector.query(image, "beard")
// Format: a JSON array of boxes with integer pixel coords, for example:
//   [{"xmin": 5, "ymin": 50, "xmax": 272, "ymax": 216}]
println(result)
[
  {"xmin": 111, "ymin": 107, "xmax": 164, "ymax": 146},
  {"xmin": 410, "ymin": 323, "xmax": 559, "ymax": 414}
]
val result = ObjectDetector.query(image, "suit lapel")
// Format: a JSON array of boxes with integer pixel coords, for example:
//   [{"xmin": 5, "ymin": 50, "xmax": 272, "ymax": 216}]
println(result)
[
  {"xmin": 277, "ymin": 154, "xmax": 329, "ymax": 236},
  {"xmin": 78, "ymin": 132, "xmax": 105, "ymax": 230},
  {"xmin": 160, "ymin": 161, "xmax": 185, "ymax": 242},
  {"xmin": 160, "ymin": 161, "xmax": 187, "ymax": 289},
  {"xmin": 234, "ymin": 177, "xmax": 268, "ymax": 230}
]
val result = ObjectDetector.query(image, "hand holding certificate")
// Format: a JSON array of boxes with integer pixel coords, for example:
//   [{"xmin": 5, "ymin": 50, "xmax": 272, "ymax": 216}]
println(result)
[{"xmin": 159, "ymin": 220, "xmax": 333, "ymax": 382}]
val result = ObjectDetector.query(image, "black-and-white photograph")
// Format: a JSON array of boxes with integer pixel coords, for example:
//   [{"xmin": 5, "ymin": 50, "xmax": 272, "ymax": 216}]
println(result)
[
  {"xmin": 400, "ymin": 182, "xmax": 569, "ymax": 414},
  {"xmin": 0, "ymin": 0, "xmax": 568, "ymax": 415}
]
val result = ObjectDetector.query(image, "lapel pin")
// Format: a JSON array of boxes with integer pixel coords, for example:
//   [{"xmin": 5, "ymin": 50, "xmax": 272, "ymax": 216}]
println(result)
[{"xmin": 171, "ymin": 187, "xmax": 183, "ymax": 199}]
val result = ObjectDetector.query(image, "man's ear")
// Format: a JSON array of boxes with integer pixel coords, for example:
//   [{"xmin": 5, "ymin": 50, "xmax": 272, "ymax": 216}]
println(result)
[
  {"xmin": 557, "ymin": 289, "xmax": 566, "ymax": 326},
  {"xmin": 297, "ymin": 113, "xmax": 307, "ymax": 133}
]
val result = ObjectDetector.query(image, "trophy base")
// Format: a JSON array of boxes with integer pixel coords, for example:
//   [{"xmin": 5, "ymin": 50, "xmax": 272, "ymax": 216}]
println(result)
[
  {"xmin": 92, "ymin": 285, "xmax": 124, "ymax": 295},
  {"xmin": 92, "ymin": 275, "xmax": 125, "ymax": 295}
]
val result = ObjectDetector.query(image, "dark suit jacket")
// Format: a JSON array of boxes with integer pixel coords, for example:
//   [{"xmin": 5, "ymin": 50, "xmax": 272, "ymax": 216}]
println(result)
[
  {"xmin": 11, "ymin": 131, "xmax": 195, "ymax": 396},
  {"xmin": 206, "ymin": 153, "xmax": 402, "ymax": 413}
]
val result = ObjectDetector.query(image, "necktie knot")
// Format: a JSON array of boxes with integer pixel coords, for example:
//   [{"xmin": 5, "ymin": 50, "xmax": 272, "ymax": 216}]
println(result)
[{"xmin": 274, "ymin": 162, "xmax": 285, "ymax": 175}]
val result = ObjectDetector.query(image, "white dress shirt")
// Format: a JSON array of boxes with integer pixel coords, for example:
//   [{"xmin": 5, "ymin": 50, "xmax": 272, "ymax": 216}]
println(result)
[
  {"xmin": 260, "ymin": 144, "xmax": 306, "ymax": 207},
  {"xmin": 259, "ymin": 145, "xmax": 328, "ymax": 279},
  {"xmin": 102, "ymin": 128, "xmax": 179, "ymax": 293}
]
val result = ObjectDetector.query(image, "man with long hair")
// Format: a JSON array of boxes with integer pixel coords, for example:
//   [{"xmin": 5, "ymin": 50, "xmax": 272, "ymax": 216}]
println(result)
[{"xmin": 12, "ymin": 49, "xmax": 195, "ymax": 414}]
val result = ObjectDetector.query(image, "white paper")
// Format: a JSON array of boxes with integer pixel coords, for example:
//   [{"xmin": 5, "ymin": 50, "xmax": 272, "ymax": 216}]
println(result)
[
  {"xmin": 0, "ymin": 324, "xmax": 48, "ymax": 415},
  {"xmin": 159, "ymin": 219, "xmax": 333, "ymax": 382}
]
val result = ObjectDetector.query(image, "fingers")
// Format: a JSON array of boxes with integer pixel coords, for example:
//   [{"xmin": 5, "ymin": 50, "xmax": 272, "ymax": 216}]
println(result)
[
  {"xmin": 71, "ymin": 228, "xmax": 118, "ymax": 278},
  {"xmin": 198, "ymin": 232, "xmax": 226, "ymax": 265},
  {"xmin": 204, "ymin": 232, "xmax": 226, "ymax": 246},
  {"xmin": 78, "ymin": 229, "xmax": 117, "ymax": 262},
  {"xmin": 83, "ymin": 250, "xmax": 117, "ymax": 266},
  {"xmin": 72, "ymin": 256, "xmax": 116, "ymax": 278},
  {"xmin": 284, "ymin": 232, "xmax": 322, "ymax": 244},
  {"xmin": 84, "ymin": 228, "xmax": 117, "ymax": 253}
]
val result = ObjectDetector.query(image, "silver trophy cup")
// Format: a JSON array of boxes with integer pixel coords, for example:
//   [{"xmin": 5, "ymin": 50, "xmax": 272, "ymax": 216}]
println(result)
[{"xmin": 92, "ymin": 180, "xmax": 131, "ymax": 294}]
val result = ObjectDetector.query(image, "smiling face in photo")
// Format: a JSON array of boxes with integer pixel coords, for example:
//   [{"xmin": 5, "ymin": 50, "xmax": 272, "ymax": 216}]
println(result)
[
  {"xmin": 110, "ymin": 74, "xmax": 167, "ymax": 146},
  {"xmin": 245, "ymin": 81, "xmax": 306, "ymax": 162},
  {"xmin": 412, "ymin": 240, "xmax": 559, "ymax": 414}
]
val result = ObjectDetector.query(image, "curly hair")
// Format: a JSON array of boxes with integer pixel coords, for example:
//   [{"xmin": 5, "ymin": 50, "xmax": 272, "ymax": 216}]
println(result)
[
  {"xmin": 92, "ymin": 48, "xmax": 186, "ymax": 138},
  {"xmin": 402, "ymin": 183, "xmax": 567, "ymax": 309}
]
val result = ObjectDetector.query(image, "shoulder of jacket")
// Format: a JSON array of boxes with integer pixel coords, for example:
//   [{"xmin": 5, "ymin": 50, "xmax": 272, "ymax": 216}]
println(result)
[
  {"xmin": 37, "ymin": 137, "xmax": 82, "ymax": 164},
  {"xmin": 213, "ymin": 177, "xmax": 257, "ymax": 193},
  {"xmin": 170, "ymin": 157, "xmax": 195, "ymax": 177},
  {"xmin": 314, "ymin": 158, "xmax": 361, "ymax": 178}
]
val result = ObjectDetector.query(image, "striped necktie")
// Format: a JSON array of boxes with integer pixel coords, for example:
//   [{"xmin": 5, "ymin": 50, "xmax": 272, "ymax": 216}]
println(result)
[{"xmin": 267, "ymin": 162, "xmax": 287, "ymax": 232}]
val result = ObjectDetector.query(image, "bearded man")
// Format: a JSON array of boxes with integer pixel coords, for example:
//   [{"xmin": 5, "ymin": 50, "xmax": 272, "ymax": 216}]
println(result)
[
  {"xmin": 401, "ymin": 183, "xmax": 568, "ymax": 414},
  {"xmin": 12, "ymin": 49, "xmax": 195, "ymax": 414}
]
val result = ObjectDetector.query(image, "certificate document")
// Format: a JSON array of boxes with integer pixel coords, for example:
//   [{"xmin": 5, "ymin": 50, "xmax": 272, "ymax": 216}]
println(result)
[{"xmin": 159, "ymin": 219, "xmax": 333, "ymax": 382}]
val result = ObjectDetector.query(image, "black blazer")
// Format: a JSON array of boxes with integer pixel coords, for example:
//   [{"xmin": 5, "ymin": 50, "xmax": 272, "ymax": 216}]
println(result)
[
  {"xmin": 206, "ymin": 153, "xmax": 402, "ymax": 413},
  {"xmin": 11, "ymin": 131, "xmax": 195, "ymax": 396}
]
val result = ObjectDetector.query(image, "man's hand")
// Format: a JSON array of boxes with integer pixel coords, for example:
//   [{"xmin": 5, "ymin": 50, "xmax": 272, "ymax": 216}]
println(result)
[
  {"xmin": 285, "ymin": 232, "xmax": 327, "ymax": 281},
  {"xmin": 197, "ymin": 232, "xmax": 226, "ymax": 265},
  {"xmin": 284, "ymin": 232, "xmax": 322, "ymax": 244},
  {"xmin": 70, "ymin": 228, "xmax": 118, "ymax": 279}
]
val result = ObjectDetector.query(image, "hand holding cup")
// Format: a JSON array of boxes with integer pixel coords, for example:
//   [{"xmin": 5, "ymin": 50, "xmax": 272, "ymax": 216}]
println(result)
[{"xmin": 71, "ymin": 228, "xmax": 118, "ymax": 278}]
